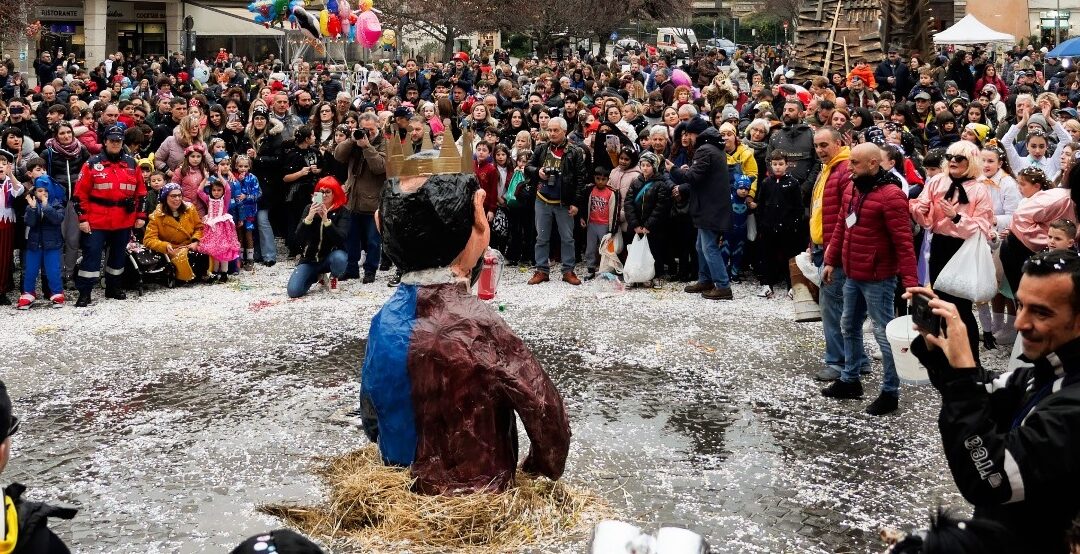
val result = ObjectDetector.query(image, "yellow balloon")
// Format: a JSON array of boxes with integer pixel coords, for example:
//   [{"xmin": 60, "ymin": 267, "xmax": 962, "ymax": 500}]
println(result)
[{"xmin": 319, "ymin": 9, "xmax": 330, "ymax": 36}]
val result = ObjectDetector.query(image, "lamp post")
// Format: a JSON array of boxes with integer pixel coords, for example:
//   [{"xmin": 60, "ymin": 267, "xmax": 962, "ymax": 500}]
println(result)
[{"xmin": 1057, "ymin": 1, "xmax": 1062, "ymax": 46}]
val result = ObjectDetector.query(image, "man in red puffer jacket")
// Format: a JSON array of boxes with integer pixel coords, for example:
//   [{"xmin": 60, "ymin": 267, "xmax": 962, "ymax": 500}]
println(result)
[{"xmin": 821, "ymin": 142, "xmax": 918, "ymax": 416}]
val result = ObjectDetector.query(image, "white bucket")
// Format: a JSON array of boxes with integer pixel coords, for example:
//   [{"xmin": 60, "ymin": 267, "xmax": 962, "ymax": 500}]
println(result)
[{"xmin": 886, "ymin": 315, "xmax": 929, "ymax": 385}]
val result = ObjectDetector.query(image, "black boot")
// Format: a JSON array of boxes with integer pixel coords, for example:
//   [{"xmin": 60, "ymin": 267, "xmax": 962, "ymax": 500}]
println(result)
[
  {"xmin": 0, "ymin": 293, "xmax": 9, "ymax": 305},
  {"xmin": 75, "ymin": 291, "xmax": 92, "ymax": 307},
  {"xmin": 105, "ymin": 288, "xmax": 127, "ymax": 300},
  {"xmin": 865, "ymin": 392, "xmax": 899, "ymax": 416},
  {"xmin": 821, "ymin": 379, "xmax": 864, "ymax": 399}
]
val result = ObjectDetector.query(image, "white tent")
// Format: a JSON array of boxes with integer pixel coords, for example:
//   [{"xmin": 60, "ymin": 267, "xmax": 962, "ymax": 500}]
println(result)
[{"xmin": 933, "ymin": 14, "xmax": 1016, "ymax": 45}]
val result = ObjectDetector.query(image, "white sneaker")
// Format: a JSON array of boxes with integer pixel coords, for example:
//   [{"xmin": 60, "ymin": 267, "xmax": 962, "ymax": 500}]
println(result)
[{"xmin": 757, "ymin": 285, "xmax": 773, "ymax": 298}]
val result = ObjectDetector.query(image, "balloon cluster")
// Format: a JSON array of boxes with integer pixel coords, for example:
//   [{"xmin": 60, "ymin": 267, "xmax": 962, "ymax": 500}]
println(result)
[
  {"xmin": 25, "ymin": 21, "xmax": 43, "ymax": 39},
  {"xmin": 247, "ymin": 0, "xmax": 384, "ymax": 48}
]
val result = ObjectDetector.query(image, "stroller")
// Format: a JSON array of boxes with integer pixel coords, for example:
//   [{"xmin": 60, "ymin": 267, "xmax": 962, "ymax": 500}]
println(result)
[{"xmin": 123, "ymin": 239, "xmax": 176, "ymax": 294}]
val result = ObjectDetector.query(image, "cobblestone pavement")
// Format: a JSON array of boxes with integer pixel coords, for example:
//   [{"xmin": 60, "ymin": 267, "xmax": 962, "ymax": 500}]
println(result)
[{"xmin": 0, "ymin": 263, "xmax": 989, "ymax": 553}]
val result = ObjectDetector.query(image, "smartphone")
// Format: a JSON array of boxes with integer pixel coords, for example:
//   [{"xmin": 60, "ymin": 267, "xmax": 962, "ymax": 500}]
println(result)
[
  {"xmin": 911, "ymin": 293, "xmax": 942, "ymax": 336},
  {"xmin": 228, "ymin": 113, "xmax": 238, "ymax": 123},
  {"xmin": 312, "ymin": 191, "xmax": 324, "ymax": 205},
  {"xmin": 605, "ymin": 135, "xmax": 619, "ymax": 152}
]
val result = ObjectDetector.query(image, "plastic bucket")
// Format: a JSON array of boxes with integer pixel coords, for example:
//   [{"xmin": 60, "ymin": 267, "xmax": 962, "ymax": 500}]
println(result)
[{"xmin": 886, "ymin": 315, "xmax": 929, "ymax": 385}]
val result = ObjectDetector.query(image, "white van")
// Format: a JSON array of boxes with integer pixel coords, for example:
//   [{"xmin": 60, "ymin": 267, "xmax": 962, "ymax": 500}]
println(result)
[{"xmin": 656, "ymin": 27, "xmax": 698, "ymax": 55}]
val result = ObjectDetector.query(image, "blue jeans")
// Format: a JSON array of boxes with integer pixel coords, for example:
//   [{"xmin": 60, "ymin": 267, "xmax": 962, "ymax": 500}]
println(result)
[
  {"xmin": 695, "ymin": 228, "xmax": 730, "ymax": 288},
  {"xmin": 534, "ymin": 200, "xmax": 575, "ymax": 274},
  {"xmin": 257, "ymin": 209, "xmax": 277, "ymax": 263},
  {"xmin": 841, "ymin": 276, "xmax": 900, "ymax": 395},
  {"xmin": 812, "ymin": 246, "xmax": 861, "ymax": 373},
  {"xmin": 347, "ymin": 212, "xmax": 381, "ymax": 276},
  {"xmin": 24, "ymin": 248, "xmax": 62, "ymax": 296},
  {"xmin": 287, "ymin": 250, "xmax": 348, "ymax": 298},
  {"xmin": 77, "ymin": 229, "xmax": 130, "ymax": 293}
]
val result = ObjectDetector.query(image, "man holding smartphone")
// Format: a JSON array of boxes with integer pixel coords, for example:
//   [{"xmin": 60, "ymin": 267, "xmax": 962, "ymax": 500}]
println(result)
[{"xmin": 905, "ymin": 250, "xmax": 1080, "ymax": 552}]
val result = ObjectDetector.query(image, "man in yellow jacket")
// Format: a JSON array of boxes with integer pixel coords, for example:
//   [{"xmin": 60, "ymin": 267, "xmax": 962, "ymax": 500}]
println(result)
[{"xmin": 808, "ymin": 128, "xmax": 863, "ymax": 382}]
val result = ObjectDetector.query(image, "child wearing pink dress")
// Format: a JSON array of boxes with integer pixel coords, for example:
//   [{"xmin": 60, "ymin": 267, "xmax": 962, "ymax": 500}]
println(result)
[{"xmin": 197, "ymin": 178, "xmax": 241, "ymax": 282}]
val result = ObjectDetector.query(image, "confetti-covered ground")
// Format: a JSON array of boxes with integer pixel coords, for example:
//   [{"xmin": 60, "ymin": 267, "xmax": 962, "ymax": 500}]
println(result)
[{"xmin": 1, "ymin": 260, "xmax": 1009, "ymax": 553}]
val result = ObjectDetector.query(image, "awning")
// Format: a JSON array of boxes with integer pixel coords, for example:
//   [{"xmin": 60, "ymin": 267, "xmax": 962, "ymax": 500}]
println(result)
[
  {"xmin": 184, "ymin": 3, "xmax": 286, "ymax": 37},
  {"xmin": 932, "ymin": 14, "xmax": 1016, "ymax": 45}
]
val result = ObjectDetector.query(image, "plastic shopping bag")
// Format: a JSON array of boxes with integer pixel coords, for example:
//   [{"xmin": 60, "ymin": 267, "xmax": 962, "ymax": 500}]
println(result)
[
  {"xmin": 933, "ymin": 235, "xmax": 997, "ymax": 302},
  {"xmin": 794, "ymin": 251, "xmax": 820, "ymax": 286},
  {"xmin": 746, "ymin": 214, "xmax": 757, "ymax": 242},
  {"xmin": 623, "ymin": 234, "xmax": 655, "ymax": 284},
  {"xmin": 598, "ymin": 233, "xmax": 624, "ymax": 274}
]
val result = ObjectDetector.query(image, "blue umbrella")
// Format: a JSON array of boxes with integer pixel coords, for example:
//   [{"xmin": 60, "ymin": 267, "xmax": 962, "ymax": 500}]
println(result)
[{"xmin": 1047, "ymin": 37, "xmax": 1080, "ymax": 57}]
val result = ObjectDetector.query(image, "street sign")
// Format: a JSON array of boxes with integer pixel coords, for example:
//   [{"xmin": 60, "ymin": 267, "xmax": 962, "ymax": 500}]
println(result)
[
  {"xmin": 610, "ymin": 32, "xmax": 618, "ymax": 41},
  {"xmin": 18, "ymin": 52, "xmax": 26, "ymax": 61}
]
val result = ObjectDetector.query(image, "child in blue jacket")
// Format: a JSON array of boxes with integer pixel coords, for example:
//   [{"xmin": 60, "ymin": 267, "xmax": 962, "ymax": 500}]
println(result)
[
  {"xmin": 723, "ymin": 173, "xmax": 753, "ymax": 281},
  {"xmin": 18, "ymin": 177, "xmax": 65, "ymax": 309}
]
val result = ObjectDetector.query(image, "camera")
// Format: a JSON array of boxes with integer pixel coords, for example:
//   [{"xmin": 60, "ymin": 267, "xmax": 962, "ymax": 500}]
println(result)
[
  {"xmin": 353, "ymin": 128, "xmax": 372, "ymax": 141},
  {"xmin": 545, "ymin": 168, "xmax": 560, "ymax": 177},
  {"xmin": 911, "ymin": 293, "xmax": 942, "ymax": 336}
]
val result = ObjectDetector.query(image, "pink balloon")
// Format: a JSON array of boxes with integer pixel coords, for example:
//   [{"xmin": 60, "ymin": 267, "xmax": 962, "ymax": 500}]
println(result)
[
  {"xmin": 357, "ymin": 10, "xmax": 382, "ymax": 48},
  {"xmin": 670, "ymin": 69, "xmax": 692, "ymax": 89}
]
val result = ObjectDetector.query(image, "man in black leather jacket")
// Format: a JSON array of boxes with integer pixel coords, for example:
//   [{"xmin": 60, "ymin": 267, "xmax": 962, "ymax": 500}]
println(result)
[{"xmin": 906, "ymin": 250, "xmax": 1080, "ymax": 554}]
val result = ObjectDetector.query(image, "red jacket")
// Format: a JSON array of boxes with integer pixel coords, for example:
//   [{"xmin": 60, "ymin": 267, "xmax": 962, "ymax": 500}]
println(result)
[
  {"xmin": 474, "ymin": 158, "xmax": 499, "ymax": 214},
  {"xmin": 975, "ymin": 75, "xmax": 1009, "ymax": 100},
  {"xmin": 825, "ymin": 169, "xmax": 918, "ymax": 287},
  {"xmin": 73, "ymin": 153, "xmax": 147, "ymax": 231}
]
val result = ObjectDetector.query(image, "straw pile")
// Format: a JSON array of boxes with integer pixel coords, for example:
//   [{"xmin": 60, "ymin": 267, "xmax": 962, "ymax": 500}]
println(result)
[{"xmin": 260, "ymin": 446, "xmax": 612, "ymax": 553}]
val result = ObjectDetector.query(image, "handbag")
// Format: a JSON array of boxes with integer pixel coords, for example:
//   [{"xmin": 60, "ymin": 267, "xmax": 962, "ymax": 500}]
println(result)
[{"xmin": 933, "ymin": 234, "xmax": 997, "ymax": 302}]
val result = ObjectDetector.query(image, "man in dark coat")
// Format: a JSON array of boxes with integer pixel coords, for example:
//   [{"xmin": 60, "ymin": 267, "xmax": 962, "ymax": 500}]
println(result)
[
  {"xmin": 874, "ymin": 49, "xmax": 913, "ymax": 98},
  {"xmin": 668, "ymin": 117, "xmax": 733, "ymax": 300}
]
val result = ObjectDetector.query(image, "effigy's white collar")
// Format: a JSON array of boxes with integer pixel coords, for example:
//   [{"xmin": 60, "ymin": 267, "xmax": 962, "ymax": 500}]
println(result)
[{"xmin": 400, "ymin": 267, "xmax": 465, "ymax": 286}]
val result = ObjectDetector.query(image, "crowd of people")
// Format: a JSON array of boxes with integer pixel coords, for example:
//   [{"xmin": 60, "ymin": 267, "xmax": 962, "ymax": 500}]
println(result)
[{"xmin": 1, "ymin": 36, "xmax": 1080, "ymax": 551}]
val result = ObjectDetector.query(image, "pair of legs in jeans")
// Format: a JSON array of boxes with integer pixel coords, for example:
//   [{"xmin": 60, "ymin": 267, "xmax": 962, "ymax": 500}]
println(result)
[
  {"xmin": 695, "ymin": 228, "xmax": 730, "ymax": 288},
  {"xmin": 287, "ymin": 250, "xmax": 348, "ymax": 298},
  {"xmin": 346, "ymin": 212, "xmax": 381, "ymax": 278},
  {"xmin": 534, "ymin": 200, "xmax": 575, "ymax": 274},
  {"xmin": 811, "ymin": 247, "xmax": 871, "ymax": 377},
  {"xmin": 840, "ymin": 276, "xmax": 900, "ymax": 396}
]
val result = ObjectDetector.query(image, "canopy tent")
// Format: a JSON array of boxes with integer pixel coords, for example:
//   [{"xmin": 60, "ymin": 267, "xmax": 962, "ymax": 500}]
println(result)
[{"xmin": 932, "ymin": 14, "xmax": 1016, "ymax": 45}]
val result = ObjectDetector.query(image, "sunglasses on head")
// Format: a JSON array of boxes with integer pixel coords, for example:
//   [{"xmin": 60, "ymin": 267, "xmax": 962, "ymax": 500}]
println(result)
[
  {"xmin": 945, "ymin": 154, "xmax": 968, "ymax": 163},
  {"xmin": 6, "ymin": 415, "xmax": 19, "ymax": 438}
]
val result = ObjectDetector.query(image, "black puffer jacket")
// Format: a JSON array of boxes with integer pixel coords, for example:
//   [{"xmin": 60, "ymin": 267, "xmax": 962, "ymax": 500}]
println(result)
[
  {"xmin": 911, "ymin": 335, "xmax": 1080, "ymax": 554},
  {"xmin": 765, "ymin": 123, "xmax": 816, "ymax": 182},
  {"xmin": 296, "ymin": 205, "xmax": 351, "ymax": 264},
  {"xmin": 670, "ymin": 127, "xmax": 731, "ymax": 233},
  {"xmin": 4, "ymin": 483, "xmax": 77, "ymax": 554},
  {"xmin": 624, "ymin": 175, "xmax": 672, "ymax": 233}
]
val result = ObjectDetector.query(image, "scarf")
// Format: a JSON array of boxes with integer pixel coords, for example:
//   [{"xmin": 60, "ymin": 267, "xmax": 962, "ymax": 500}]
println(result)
[
  {"xmin": 46, "ymin": 137, "xmax": 82, "ymax": 159},
  {"xmin": 944, "ymin": 176, "xmax": 970, "ymax": 205},
  {"xmin": 810, "ymin": 146, "xmax": 851, "ymax": 245}
]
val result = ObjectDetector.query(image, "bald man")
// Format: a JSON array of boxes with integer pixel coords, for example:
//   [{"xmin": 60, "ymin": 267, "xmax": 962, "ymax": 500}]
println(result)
[{"xmin": 820, "ymin": 142, "xmax": 918, "ymax": 416}]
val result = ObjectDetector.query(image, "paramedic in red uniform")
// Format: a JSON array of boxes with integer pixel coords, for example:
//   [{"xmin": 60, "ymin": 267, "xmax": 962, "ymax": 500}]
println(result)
[{"xmin": 72, "ymin": 125, "xmax": 147, "ymax": 307}]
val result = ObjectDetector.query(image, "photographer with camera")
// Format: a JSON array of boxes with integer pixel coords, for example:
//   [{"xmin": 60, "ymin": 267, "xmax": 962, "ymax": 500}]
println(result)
[
  {"xmin": 334, "ymin": 112, "xmax": 386, "ymax": 283},
  {"xmin": 72, "ymin": 125, "xmax": 147, "ymax": 307},
  {"xmin": 525, "ymin": 116, "xmax": 588, "ymax": 286},
  {"xmin": 286, "ymin": 177, "xmax": 350, "ymax": 298},
  {"xmin": 905, "ymin": 249, "xmax": 1080, "ymax": 553}
]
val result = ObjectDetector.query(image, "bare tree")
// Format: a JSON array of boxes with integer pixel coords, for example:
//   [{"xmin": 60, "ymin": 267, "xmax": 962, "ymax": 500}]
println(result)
[
  {"xmin": 380, "ymin": 0, "xmax": 497, "ymax": 59},
  {"xmin": 0, "ymin": 1, "xmax": 39, "ymax": 51}
]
